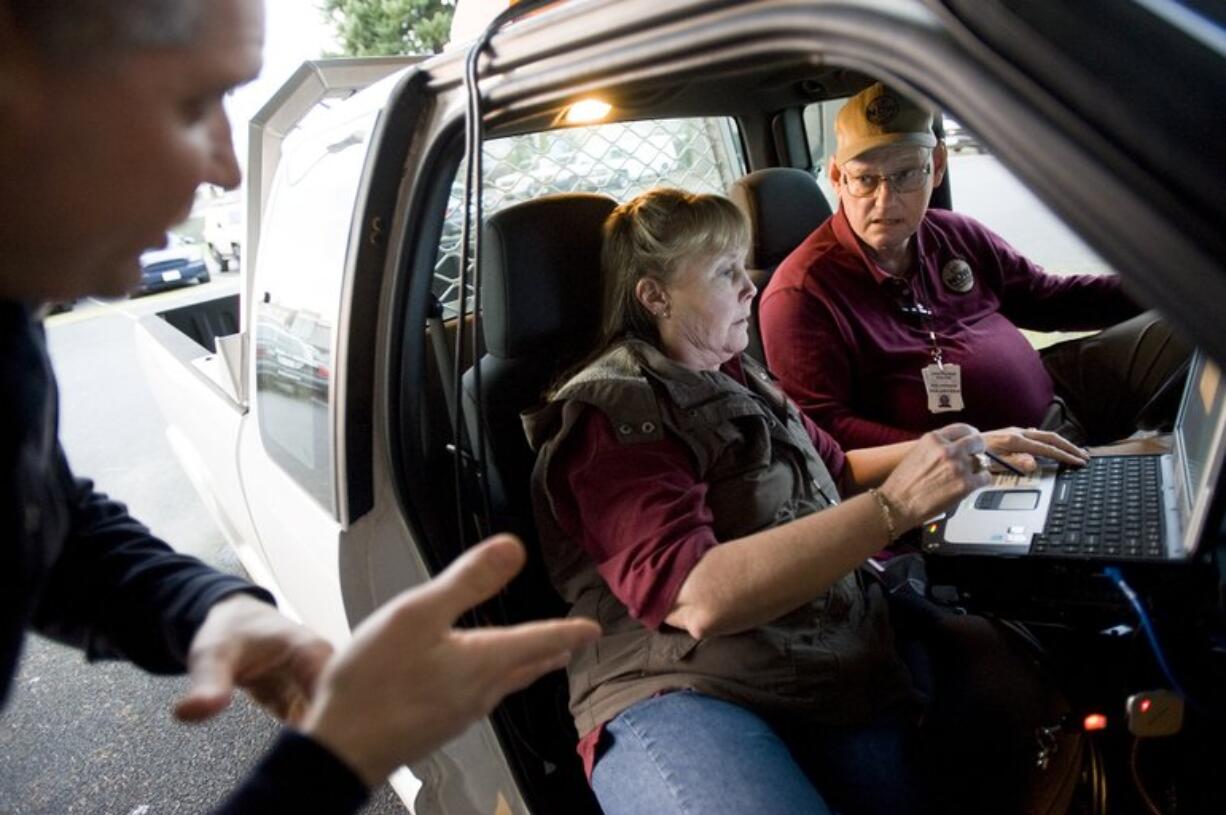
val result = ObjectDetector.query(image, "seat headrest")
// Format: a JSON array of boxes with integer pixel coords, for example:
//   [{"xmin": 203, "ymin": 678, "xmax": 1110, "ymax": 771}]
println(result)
[
  {"xmin": 729, "ymin": 168, "xmax": 833, "ymax": 271},
  {"xmin": 481, "ymin": 193, "xmax": 618, "ymax": 359}
]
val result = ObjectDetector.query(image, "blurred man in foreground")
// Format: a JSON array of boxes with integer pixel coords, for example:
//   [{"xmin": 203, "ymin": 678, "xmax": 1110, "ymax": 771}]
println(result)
[{"xmin": 0, "ymin": 1, "xmax": 598, "ymax": 811}]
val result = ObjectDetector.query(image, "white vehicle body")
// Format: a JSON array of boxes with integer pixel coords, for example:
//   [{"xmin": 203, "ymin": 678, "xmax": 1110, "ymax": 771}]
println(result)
[{"xmin": 203, "ymin": 203, "xmax": 243, "ymax": 271}]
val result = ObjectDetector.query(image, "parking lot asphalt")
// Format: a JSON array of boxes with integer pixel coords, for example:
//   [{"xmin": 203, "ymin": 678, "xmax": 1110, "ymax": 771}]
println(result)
[{"xmin": 0, "ymin": 274, "xmax": 403, "ymax": 814}]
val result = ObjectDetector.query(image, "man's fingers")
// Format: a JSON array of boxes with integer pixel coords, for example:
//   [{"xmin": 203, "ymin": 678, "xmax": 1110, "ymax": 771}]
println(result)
[
  {"xmin": 497, "ymin": 651, "xmax": 576, "ymax": 698},
  {"xmin": 1023, "ymin": 430, "xmax": 1091, "ymax": 464},
  {"xmin": 466, "ymin": 618, "xmax": 601, "ymax": 675},
  {"xmin": 246, "ymin": 672, "xmax": 312, "ymax": 724},
  {"xmin": 999, "ymin": 452, "xmax": 1037, "ymax": 474},
  {"xmin": 175, "ymin": 649, "xmax": 236, "ymax": 723},
  {"xmin": 1023, "ymin": 427, "xmax": 1087, "ymax": 454},
  {"xmin": 999, "ymin": 432, "xmax": 1087, "ymax": 466},
  {"xmin": 1024, "ymin": 440, "xmax": 1086, "ymax": 466},
  {"xmin": 410, "ymin": 535, "xmax": 527, "ymax": 627}
]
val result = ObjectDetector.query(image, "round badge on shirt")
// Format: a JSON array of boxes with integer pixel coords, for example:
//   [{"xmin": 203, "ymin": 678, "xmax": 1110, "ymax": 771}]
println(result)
[{"xmin": 941, "ymin": 259, "xmax": 974, "ymax": 293}]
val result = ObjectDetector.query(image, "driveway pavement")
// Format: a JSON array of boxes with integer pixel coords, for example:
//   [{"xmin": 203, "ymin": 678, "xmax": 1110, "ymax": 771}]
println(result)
[{"xmin": 0, "ymin": 275, "xmax": 402, "ymax": 814}]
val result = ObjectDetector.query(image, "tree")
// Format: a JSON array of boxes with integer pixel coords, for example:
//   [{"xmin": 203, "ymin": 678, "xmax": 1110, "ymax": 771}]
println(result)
[{"xmin": 322, "ymin": 0, "xmax": 455, "ymax": 57}]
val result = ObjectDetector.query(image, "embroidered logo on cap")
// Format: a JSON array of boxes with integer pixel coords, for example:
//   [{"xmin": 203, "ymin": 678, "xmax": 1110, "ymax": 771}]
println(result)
[
  {"xmin": 941, "ymin": 259, "xmax": 974, "ymax": 293},
  {"xmin": 865, "ymin": 95, "xmax": 900, "ymax": 126}
]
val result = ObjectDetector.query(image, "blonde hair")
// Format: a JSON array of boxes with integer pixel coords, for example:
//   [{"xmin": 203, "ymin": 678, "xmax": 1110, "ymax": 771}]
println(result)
[{"xmin": 600, "ymin": 187, "xmax": 750, "ymax": 347}]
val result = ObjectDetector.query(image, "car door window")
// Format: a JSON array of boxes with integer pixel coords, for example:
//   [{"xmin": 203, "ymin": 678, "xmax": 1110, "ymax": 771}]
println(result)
[{"xmin": 253, "ymin": 111, "xmax": 377, "ymax": 512}]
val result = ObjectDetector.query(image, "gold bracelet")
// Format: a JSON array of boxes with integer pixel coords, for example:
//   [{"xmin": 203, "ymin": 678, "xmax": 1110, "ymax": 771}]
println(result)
[{"xmin": 867, "ymin": 488, "xmax": 897, "ymax": 545}]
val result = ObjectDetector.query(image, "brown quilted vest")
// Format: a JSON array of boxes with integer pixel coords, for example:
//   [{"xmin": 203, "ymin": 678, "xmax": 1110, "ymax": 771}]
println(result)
[{"xmin": 523, "ymin": 338, "xmax": 916, "ymax": 736}]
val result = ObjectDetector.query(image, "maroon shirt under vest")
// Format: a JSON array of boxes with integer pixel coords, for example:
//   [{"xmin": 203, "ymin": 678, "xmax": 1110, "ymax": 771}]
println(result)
[
  {"xmin": 544, "ymin": 356, "xmax": 847, "ymax": 779},
  {"xmin": 759, "ymin": 208, "xmax": 1139, "ymax": 449}
]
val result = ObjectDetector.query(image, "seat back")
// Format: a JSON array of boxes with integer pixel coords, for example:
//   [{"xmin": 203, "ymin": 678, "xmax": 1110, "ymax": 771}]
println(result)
[
  {"xmin": 729, "ymin": 168, "xmax": 833, "ymax": 362},
  {"xmin": 461, "ymin": 192, "xmax": 618, "ymax": 571},
  {"xmin": 459, "ymin": 193, "xmax": 617, "ymax": 814}
]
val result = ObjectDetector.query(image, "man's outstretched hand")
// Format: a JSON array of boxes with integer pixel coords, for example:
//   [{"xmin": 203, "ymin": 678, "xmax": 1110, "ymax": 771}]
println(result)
[
  {"xmin": 296, "ymin": 534, "xmax": 600, "ymax": 786},
  {"xmin": 175, "ymin": 592, "xmax": 333, "ymax": 725}
]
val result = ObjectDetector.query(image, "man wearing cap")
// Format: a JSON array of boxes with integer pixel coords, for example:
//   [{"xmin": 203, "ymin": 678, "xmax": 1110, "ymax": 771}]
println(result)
[{"xmin": 759, "ymin": 82, "xmax": 1184, "ymax": 450}]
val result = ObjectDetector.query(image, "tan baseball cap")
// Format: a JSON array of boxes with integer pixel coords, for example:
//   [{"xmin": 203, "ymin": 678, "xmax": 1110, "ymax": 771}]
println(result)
[{"xmin": 834, "ymin": 83, "xmax": 937, "ymax": 165}]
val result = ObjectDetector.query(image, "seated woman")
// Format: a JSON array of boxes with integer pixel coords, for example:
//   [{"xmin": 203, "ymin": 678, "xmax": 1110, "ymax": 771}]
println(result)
[{"xmin": 523, "ymin": 188, "xmax": 1088, "ymax": 815}]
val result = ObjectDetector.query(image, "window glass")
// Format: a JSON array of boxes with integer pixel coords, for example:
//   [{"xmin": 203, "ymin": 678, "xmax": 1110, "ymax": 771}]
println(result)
[
  {"xmin": 253, "ymin": 111, "xmax": 376, "ymax": 513},
  {"xmin": 433, "ymin": 117, "xmax": 745, "ymax": 315},
  {"xmin": 937, "ymin": 115, "xmax": 1110, "ymax": 280},
  {"xmin": 930, "ymin": 116, "xmax": 1115, "ymax": 349},
  {"xmin": 803, "ymin": 99, "xmax": 838, "ymax": 209}
]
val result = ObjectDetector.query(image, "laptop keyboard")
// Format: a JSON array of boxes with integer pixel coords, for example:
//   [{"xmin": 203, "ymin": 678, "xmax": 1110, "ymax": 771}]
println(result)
[{"xmin": 1030, "ymin": 456, "xmax": 1166, "ymax": 559}]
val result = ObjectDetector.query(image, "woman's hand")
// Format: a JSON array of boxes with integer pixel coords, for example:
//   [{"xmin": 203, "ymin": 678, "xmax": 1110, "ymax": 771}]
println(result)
[
  {"xmin": 982, "ymin": 427, "xmax": 1090, "ymax": 474},
  {"xmin": 878, "ymin": 424, "xmax": 991, "ymax": 529}
]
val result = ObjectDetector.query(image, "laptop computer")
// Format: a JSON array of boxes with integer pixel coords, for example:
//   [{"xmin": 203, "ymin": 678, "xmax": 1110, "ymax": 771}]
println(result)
[{"xmin": 922, "ymin": 351, "xmax": 1226, "ymax": 561}]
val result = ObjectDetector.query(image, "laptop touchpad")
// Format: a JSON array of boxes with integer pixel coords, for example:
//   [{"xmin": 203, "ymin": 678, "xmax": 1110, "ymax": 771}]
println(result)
[{"xmin": 975, "ymin": 490, "xmax": 1040, "ymax": 511}]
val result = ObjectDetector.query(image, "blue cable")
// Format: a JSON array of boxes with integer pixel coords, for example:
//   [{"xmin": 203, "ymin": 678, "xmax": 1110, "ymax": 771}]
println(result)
[{"xmin": 1103, "ymin": 566, "xmax": 1193, "ymax": 703}]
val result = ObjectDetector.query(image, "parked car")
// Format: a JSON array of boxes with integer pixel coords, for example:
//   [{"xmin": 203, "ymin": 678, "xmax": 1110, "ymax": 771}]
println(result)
[
  {"xmin": 135, "ymin": 1, "xmax": 1226, "ymax": 812},
  {"xmin": 135, "ymin": 233, "xmax": 210, "ymax": 295},
  {"xmin": 255, "ymin": 321, "xmax": 330, "ymax": 399}
]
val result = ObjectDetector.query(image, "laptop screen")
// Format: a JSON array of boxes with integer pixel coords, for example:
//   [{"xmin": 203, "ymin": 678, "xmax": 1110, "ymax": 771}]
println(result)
[{"xmin": 1175, "ymin": 353, "xmax": 1226, "ymax": 552}]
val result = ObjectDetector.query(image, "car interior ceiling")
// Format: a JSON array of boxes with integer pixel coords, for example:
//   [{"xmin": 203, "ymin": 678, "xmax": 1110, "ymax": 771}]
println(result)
[{"xmin": 483, "ymin": 61, "xmax": 877, "ymax": 142}]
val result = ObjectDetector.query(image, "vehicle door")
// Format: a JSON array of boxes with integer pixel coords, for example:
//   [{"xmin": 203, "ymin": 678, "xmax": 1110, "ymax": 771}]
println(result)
[{"xmin": 238, "ymin": 79, "xmax": 400, "ymax": 643}]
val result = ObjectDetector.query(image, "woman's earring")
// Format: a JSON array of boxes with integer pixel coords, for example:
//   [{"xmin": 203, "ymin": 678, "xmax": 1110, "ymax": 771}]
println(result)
[{"xmin": 662, "ymin": 306, "xmax": 671, "ymax": 319}]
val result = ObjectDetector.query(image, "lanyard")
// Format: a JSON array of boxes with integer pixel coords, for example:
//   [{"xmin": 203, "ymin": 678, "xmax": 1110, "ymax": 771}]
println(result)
[
  {"xmin": 887, "ymin": 273, "xmax": 943, "ymax": 369},
  {"xmin": 927, "ymin": 327, "xmax": 944, "ymax": 370}
]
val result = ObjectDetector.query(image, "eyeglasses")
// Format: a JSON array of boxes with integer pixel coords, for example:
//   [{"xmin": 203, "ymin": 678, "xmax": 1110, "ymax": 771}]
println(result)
[
  {"xmin": 840, "ymin": 165, "xmax": 931, "ymax": 198},
  {"xmin": 883, "ymin": 277, "xmax": 932, "ymax": 321}
]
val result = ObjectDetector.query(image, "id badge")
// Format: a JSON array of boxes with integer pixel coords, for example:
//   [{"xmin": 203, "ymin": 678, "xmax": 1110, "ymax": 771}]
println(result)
[{"xmin": 922, "ymin": 363, "xmax": 964, "ymax": 413}]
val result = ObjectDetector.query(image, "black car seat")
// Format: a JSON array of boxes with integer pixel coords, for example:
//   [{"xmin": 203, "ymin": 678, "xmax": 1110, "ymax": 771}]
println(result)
[
  {"xmin": 461, "ymin": 192, "xmax": 617, "ymax": 555},
  {"xmin": 728, "ymin": 168, "xmax": 833, "ymax": 363},
  {"xmin": 459, "ymin": 192, "xmax": 617, "ymax": 812}
]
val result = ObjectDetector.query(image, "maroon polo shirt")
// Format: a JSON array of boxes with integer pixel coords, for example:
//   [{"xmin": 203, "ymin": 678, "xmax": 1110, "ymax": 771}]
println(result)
[
  {"xmin": 543, "ymin": 356, "xmax": 846, "ymax": 779},
  {"xmin": 759, "ymin": 207, "xmax": 1139, "ymax": 450}
]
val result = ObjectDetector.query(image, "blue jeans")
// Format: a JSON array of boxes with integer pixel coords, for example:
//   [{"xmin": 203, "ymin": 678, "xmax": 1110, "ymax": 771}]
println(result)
[{"xmin": 590, "ymin": 690, "xmax": 927, "ymax": 815}]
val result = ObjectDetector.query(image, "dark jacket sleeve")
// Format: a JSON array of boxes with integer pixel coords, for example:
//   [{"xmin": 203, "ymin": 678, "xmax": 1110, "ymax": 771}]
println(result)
[
  {"xmin": 211, "ymin": 731, "xmax": 369, "ymax": 814},
  {"xmin": 31, "ymin": 445, "xmax": 273, "ymax": 673}
]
